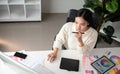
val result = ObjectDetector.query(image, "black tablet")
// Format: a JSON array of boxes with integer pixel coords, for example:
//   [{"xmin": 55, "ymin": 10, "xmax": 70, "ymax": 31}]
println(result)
[
  {"xmin": 59, "ymin": 57, "xmax": 79, "ymax": 71},
  {"xmin": 91, "ymin": 56, "xmax": 115, "ymax": 74}
]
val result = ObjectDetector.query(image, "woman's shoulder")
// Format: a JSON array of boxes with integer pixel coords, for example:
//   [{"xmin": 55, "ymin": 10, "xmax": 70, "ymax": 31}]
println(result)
[
  {"xmin": 63, "ymin": 22, "xmax": 74, "ymax": 28},
  {"xmin": 89, "ymin": 27, "xmax": 98, "ymax": 35},
  {"xmin": 64, "ymin": 22, "xmax": 74, "ymax": 26}
]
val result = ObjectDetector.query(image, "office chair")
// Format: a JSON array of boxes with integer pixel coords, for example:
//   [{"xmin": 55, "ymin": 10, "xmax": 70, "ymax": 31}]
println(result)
[{"xmin": 52, "ymin": 9, "xmax": 99, "ymax": 50}]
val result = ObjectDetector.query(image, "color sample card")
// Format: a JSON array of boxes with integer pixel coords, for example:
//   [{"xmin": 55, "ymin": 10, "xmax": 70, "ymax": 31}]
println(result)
[
  {"xmin": 109, "ymin": 55, "xmax": 120, "ymax": 65},
  {"xmin": 91, "ymin": 56, "xmax": 115, "ymax": 74},
  {"xmin": 106, "ymin": 54, "xmax": 120, "ymax": 74}
]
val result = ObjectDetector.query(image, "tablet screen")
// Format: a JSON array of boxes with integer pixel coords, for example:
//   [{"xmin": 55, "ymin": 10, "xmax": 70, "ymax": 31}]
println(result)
[{"xmin": 91, "ymin": 56, "xmax": 115, "ymax": 74}]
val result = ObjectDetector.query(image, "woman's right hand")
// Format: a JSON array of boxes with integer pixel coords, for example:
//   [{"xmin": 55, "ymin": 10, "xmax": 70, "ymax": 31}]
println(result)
[{"xmin": 47, "ymin": 51, "xmax": 57, "ymax": 62}]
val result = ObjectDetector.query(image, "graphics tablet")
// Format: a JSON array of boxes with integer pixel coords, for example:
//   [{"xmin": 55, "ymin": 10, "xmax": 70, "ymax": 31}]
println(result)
[{"xmin": 60, "ymin": 57, "xmax": 79, "ymax": 71}]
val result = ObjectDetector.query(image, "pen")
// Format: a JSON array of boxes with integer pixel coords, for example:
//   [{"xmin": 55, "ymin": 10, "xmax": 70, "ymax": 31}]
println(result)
[
  {"xmin": 104, "ymin": 51, "xmax": 111, "ymax": 57},
  {"xmin": 94, "ymin": 55, "xmax": 99, "ymax": 59},
  {"xmin": 72, "ymin": 32, "xmax": 84, "ymax": 34}
]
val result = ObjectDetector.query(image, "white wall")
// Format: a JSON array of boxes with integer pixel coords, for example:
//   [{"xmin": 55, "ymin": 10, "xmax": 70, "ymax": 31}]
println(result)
[{"xmin": 42, "ymin": 0, "xmax": 85, "ymax": 13}]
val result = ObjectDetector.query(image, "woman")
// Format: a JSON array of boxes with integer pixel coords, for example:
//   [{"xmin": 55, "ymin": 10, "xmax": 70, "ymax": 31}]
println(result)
[{"xmin": 48, "ymin": 8, "xmax": 98, "ymax": 62}]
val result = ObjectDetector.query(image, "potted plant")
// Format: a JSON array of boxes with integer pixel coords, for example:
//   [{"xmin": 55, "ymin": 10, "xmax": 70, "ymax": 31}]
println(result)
[{"xmin": 83, "ymin": 0, "xmax": 120, "ymax": 44}]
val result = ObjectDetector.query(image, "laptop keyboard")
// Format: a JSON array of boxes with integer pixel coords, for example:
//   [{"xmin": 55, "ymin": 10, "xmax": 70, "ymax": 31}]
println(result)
[{"xmin": 32, "ymin": 64, "xmax": 55, "ymax": 74}]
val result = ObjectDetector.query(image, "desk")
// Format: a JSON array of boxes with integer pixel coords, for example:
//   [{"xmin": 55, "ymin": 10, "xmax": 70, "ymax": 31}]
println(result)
[{"xmin": 5, "ymin": 47, "xmax": 120, "ymax": 74}]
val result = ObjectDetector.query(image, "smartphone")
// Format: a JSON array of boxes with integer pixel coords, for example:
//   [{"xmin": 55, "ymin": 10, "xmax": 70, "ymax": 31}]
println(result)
[{"xmin": 14, "ymin": 52, "xmax": 27, "ymax": 59}]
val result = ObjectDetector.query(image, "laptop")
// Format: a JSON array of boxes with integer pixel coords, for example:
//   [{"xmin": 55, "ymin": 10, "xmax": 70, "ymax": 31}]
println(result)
[
  {"xmin": 32, "ymin": 64, "xmax": 55, "ymax": 74},
  {"xmin": 0, "ymin": 51, "xmax": 55, "ymax": 74}
]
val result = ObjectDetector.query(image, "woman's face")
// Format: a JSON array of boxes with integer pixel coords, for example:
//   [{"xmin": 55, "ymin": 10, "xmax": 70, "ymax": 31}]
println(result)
[{"xmin": 75, "ymin": 17, "xmax": 89, "ymax": 32}]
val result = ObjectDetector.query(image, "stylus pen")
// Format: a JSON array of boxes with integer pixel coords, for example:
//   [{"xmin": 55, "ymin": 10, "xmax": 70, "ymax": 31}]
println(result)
[
  {"xmin": 104, "ymin": 51, "xmax": 111, "ymax": 57},
  {"xmin": 72, "ymin": 32, "xmax": 84, "ymax": 34}
]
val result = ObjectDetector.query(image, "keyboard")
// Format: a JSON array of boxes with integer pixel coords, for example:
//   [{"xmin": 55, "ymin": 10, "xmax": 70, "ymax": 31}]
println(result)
[{"xmin": 32, "ymin": 64, "xmax": 55, "ymax": 74}]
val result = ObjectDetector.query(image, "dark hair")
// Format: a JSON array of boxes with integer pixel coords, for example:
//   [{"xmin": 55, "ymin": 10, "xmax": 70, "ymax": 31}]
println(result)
[{"xmin": 76, "ymin": 8, "xmax": 94, "ymax": 28}]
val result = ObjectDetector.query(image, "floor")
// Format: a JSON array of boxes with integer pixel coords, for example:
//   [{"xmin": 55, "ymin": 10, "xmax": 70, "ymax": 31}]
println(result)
[{"xmin": 0, "ymin": 13, "xmax": 120, "ymax": 52}]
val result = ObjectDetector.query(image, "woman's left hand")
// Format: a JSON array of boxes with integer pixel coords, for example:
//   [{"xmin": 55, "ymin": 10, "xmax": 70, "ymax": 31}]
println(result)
[
  {"xmin": 75, "ymin": 31, "xmax": 84, "ymax": 47},
  {"xmin": 75, "ymin": 31, "xmax": 82, "ymax": 41}
]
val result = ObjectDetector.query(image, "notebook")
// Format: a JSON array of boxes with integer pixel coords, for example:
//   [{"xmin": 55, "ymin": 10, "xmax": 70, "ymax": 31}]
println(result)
[{"xmin": 0, "ymin": 51, "xmax": 55, "ymax": 74}]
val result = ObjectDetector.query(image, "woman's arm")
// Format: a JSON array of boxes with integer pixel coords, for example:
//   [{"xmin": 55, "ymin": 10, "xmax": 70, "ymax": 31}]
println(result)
[
  {"xmin": 77, "ymin": 29, "xmax": 98, "ymax": 55},
  {"xmin": 47, "ymin": 47, "xmax": 59, "ymax": 62},
  {"xmin": 47, "ymin": 23, "xmax": 70, "ymax": 62},
  {"xmin": 53, "ymin": 23, "xmax": 69, "ymax": 50}
]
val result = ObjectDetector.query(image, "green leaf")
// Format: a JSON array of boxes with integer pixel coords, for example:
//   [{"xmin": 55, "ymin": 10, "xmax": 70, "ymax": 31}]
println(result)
[
  {"xmin": 94, "ymin": 0, "xmax": 102, "ymax": 7},
  {"xmin": 83, "ymin": 1, "xmax": 96, "ymax": 9},
  {"xmin": 83, "ymin": 0, "xmax": 102, "ymax": 11},
  {"xmin": 106, "ymin": 0, "xmax": 118, "ymax": 13}
]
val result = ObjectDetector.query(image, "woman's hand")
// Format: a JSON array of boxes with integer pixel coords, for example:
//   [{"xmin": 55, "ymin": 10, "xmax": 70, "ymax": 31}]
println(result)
[
  {"xmin": 47, "ymin": 48, "xmax": 58, "ymax": 62},
  {"xmin": 75, "ymin": 31, "xmax": 84, "ymax": 47},
  {"xmin": 75, "ymin": 25, "xmax": 83, "ymax": 42},
  {"xmin": 75, "ymin": 31, "xmax": 82, "ymax": 40}
]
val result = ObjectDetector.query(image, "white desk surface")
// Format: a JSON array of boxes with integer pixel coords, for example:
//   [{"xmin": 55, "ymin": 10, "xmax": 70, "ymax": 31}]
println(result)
[{"xmin": 4, "ymin": 47, "xmax": 120, "ymax": 74}]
